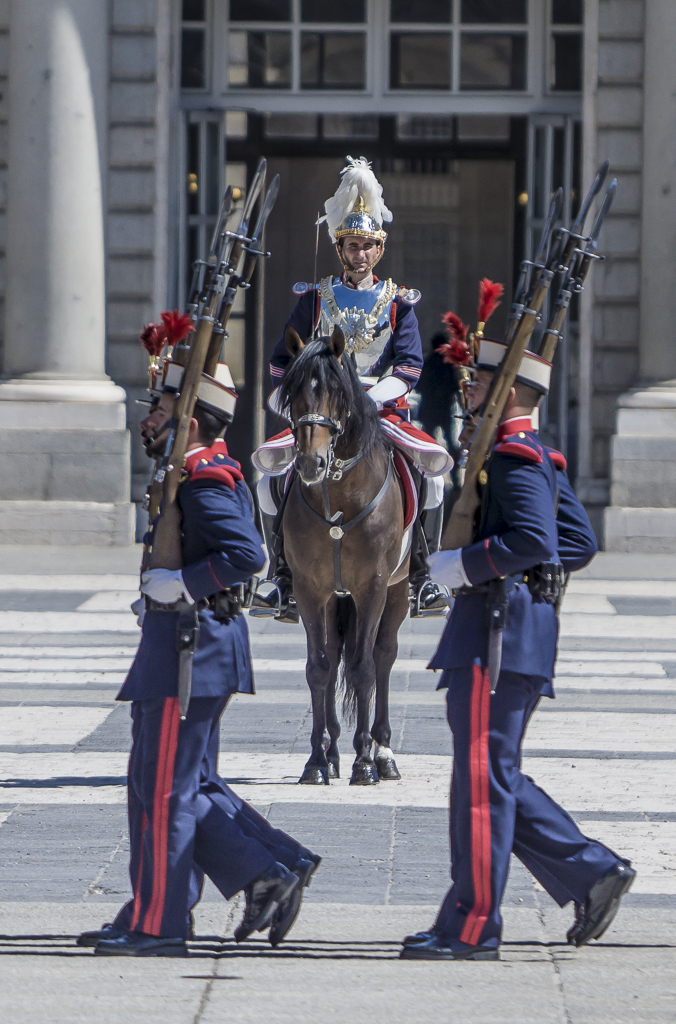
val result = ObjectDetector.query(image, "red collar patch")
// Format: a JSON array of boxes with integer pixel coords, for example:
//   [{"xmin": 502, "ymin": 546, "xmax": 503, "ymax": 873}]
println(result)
[
  {"xmin": 184, "ymin": 441, "xmax": 243, "ymax": 490},
  {"xmin": 496, "ymin": 417, "xmax": 533, "ymax": 442}
]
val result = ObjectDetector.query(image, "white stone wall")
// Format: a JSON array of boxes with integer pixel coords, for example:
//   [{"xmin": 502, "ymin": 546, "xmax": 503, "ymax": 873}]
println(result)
[
  {"xmin": 590, "ymin": 0, "xmax": 644, "ymax": 501},
  {"xmin": 0, "ymin": 0, "xmax": 9, "ymax": 368},
  {"xmin": 107, "ymin": 0, "xmax": 173, "ymax": 510}
]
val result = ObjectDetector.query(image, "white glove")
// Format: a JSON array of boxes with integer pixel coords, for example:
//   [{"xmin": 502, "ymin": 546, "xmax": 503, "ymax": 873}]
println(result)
[
  {"xmin": 130, "ymin": 596, "xmax": 145, "ymax": 628},
  {"xmin": 429, "ymin": 549, "xmax": 470, "ymax": 590},
  {"xmin": 141, "ymin": 569, "xmax": 194, "ymax": 605},
  {"xmin": 365, "ymin": 376, "xmax": 408, "ymax": 410}
]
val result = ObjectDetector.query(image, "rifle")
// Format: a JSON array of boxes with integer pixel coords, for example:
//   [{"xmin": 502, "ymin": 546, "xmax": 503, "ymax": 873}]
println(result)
[
  {"xmin": 144, "ymin": 159, "xmax": 277, "ymax": 572},
  {"xmin": 539, "ymin": 163, "xmax": 614, "ymax": 363},
  {"xmin": 440, "ymin": 186, "xmax": 564, "ymax": 550},
  {"xmin": 441, "ymin": 161, "xmax": 616, "ymax": 553}
]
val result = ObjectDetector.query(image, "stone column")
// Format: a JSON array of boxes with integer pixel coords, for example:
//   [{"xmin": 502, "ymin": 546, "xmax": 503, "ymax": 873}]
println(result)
[
  {"xmin": 605, "ymin": 0, "xmax": 676, "ymax": 552},
  {"xmin": 0, "ymin": 0, "xmax": 134, "ymax": 545}
]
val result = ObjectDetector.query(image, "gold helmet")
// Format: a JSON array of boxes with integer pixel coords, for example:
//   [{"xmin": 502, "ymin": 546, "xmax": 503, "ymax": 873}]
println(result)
[{"xmin": 321, "ymin": 156, "xmax": 392, "ymax": 267}]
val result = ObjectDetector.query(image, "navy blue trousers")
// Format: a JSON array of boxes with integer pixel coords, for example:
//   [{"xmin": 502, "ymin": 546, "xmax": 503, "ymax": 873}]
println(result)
[
  {"xmin": 435, "ymin": 666, "xmax": 619, "ymax": 948},
  {"xmin": 115, "ymin": 696, "xmax": 310, "ymax": 939}
]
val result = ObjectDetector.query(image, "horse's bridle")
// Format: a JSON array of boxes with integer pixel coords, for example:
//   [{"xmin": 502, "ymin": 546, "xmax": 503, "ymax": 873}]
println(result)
[
  {"xmin": 291, "ymin": 411, "xmax": 362, "ymax": 482},
  {"xmin": 291, "ymin": 409, "xmax": 393, "ymax": 594}
]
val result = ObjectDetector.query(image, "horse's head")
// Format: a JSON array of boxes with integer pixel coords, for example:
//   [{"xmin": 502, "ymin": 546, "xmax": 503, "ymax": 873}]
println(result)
[{"xmin": 283, "ymin": 326, "xmax": 346, "ymax": 485}]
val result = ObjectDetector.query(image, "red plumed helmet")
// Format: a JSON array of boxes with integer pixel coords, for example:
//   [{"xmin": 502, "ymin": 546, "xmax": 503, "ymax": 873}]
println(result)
[
  {"xmin": 477, "ymin": 278, "xmax": 504, "ymax": 326},
  {"xmin": 160, "ymin": 309, "xmax": 193, "ymax": 346},
  {"xmin": 439, "ymin": 310, "xmax": 472, "ymax": 366},
  {"xmin": 139, "ymin": 322, "xmax": 167, "ymax": 357}
]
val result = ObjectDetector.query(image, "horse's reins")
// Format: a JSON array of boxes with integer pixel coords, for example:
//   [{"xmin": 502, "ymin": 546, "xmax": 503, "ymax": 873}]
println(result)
[{"xmin": 291, "ymin": 411, "xmax": 393, "ymax": 595}]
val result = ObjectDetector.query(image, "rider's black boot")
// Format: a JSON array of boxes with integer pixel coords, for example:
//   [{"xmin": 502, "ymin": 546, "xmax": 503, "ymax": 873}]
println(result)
[
  {"xmin": 250, "ymin": 510, "xmax": 300, "ymax": 624},
  {"xmin": 409, "ymin": 503, "xmax": 449, "ymax": 617}
]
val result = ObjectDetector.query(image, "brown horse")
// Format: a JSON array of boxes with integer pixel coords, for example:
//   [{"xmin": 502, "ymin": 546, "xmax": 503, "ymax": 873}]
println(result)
[{"xmin": 277, "ymin": 326, "xmax": 410, "ymax": 786}]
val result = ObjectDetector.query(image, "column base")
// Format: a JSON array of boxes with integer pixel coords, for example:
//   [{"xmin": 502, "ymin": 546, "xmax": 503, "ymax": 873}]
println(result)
[
  {"xmin": 0, "ymin": 378, "xmax": 134, "ymax": 546},
  {"xmin": 605, "ymin": 379, "xmax": 676, "ymax": 552}
]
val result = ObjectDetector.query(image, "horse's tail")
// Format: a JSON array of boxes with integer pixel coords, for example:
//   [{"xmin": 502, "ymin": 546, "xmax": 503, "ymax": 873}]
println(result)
[{"xmin": 336, "ymin": 596, "xmax": 359, "ymax": 724}]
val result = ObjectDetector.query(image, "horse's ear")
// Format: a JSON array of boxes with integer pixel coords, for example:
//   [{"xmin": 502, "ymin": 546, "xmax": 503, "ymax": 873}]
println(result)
[
  {"xmin": 330, "ymin": 326, "xmax": 345, "ymax": 361},
  {"xmin": 285, "ymin": 326, "xmax": 305, "ymax": 357}
]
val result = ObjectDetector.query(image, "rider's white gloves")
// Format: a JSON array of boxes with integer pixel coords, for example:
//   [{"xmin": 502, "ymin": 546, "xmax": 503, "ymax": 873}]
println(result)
[
  {"xmin": 429, "ymin": 549, "xmax": 470, "ymax": 590},
  {"xmin": 365, "ymin": 375, "xmax": 409, "ymax": 410},
  {"xmin": 141, "ymin": 569, "xmax": 194, "ymax": 605}
]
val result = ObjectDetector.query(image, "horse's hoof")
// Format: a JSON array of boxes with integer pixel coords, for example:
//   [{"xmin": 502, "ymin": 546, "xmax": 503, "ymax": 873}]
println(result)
[
  {"xmin": 299, "ymin": 766, "xmax": 329, "ymax": 785},
  {"xmin": 327, "ymin": 760, "xmax": 340, "ymax": 779},
  {"xmin": 376, "ymin": 757, "xmax": 401, "ymax": 781},
  {"xmin": 349, "ymin": 762, "xmax": 379, "ymax": 786}
]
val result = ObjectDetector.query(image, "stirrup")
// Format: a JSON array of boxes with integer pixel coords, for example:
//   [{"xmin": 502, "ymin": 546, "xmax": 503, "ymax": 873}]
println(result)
[
  {"xmin": 410, "ymin": 578, "xmax": 450, "ymax": 618},
  {"xmin": 250, "ymin": 579, "xmax": 299, "ymax": 624}
]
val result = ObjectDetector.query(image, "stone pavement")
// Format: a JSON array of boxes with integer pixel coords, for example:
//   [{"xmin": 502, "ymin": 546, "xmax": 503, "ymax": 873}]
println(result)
[{"xmin": 0, "ymin": 546, "xmax": 675, "ymax": 1023}]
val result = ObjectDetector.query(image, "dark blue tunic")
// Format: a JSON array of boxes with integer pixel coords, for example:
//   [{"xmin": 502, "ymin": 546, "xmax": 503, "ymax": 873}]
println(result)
[
  {"xmin": 269, "ymin": 285, "xmax": 423, "ymax": 390},
  {"xmin": 429, "ymin": 420, "xmax": 597, "ymax": 685},
  {"xmin": 118, "ymin": 474, "xmax": 265, "ymax": 703}
]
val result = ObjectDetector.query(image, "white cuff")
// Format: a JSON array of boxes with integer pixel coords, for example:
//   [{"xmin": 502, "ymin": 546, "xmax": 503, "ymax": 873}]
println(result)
[{"xmin": 365, "ymin": 375, "xmax": 409, "ymax": 409}]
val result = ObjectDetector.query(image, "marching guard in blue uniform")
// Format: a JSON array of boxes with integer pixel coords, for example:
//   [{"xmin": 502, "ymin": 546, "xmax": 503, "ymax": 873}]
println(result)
[
  {"xmin": 401, "ymin": 324, "xmax": 635, "ymax": 961},
  {"xmin": 80, "ymin": 347, "xmax": 319, "ymax": 957},
  {"xmin": 252, "ymin": 156, "xmax": 448, "ymax": 620}
]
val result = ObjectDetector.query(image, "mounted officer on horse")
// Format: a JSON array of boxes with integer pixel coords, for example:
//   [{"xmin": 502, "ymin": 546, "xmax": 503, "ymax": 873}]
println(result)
[
  {"xmin": 252, "ymin": 156, "xmax": 452, "ymax": 623},
  {"xmin": 250, "ymin": 159, "xmax": 453, "ymax": 786}
]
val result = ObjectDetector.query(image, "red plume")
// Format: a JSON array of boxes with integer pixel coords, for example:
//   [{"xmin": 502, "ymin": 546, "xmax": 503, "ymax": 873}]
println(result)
[
  {"xmin": 478, "ymin": 279, "xmax": 504, "ymax": 325},
  {"xmin": 160, "ymin": 309, "xmax": 193, "ymax": 347},
  {"xmin": 139, "ymin": 322, "xmax": 167, "ymax": 358},
  {"xmin": 439, "ymin": 310, "xmax": 472, "ymax": 366}
]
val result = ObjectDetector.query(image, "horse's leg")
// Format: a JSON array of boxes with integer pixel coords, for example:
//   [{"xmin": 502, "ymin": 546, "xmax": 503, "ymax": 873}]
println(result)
[
  {"xmin": 345, "ymin": 588, "xmax": 388, "ymax": 786},
  {"xmin": 325, "ymin": 669, "xmax": 341, "ymax": 778},
  {"xmin": 296, "ymin": 591, "xmax": 341, "ymax": 785},
  {"xmin": 372, "ymin": 578, "xmax": 410, "ymax": 780}
]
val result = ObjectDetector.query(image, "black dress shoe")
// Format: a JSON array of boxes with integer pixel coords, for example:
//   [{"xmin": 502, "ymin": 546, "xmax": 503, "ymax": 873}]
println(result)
[
  {"xmin": 77, "ymin": 922, "xmax": 126, "ymax": 948},
  {"xmin": 567, "ymin": 860, "xmax": 636, "ymax": 948},
  {"xmin": 402, "ymin": 927, "xmax": 438, "ymax": 947},
  {"xmin": 400, "ymin": 935, "xmax": 499, "ymax": 961},
  {"xmin": 269, "ymin": 856, "xmax": 321, "ymax": 947},
  {"xmin": 234, "ymin": 863, "xmax": 300, "ymax": 943},
  {"xmin": 410, "ymin": 577, "xmax": 450, "ymax": 617},
  {"xmin": 95, "ymin": 932, "xmax": 187, "ymax": 957}
]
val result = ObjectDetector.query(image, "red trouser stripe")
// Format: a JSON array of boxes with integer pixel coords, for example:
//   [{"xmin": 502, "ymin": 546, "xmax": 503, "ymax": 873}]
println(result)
[
  {"xmin": 143, "ymin": 698, "xmax": 181, "ymax": 936},
  {"xmin": 130, "ymin": 811, "xmax": 148, "ymax": 932},
  {"xmin": 460, "ymin": 665, "xmax": 492, "ymax": 946}
]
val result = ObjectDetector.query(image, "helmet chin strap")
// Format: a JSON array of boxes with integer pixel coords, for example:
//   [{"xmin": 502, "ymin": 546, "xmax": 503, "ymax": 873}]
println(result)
[{"xmin": 335, "ymin": 241, "xmax": 385, "ymax": 274}]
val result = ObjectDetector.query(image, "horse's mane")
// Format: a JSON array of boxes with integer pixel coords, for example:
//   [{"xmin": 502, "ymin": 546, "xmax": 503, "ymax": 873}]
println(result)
[{"xmin": 278, "ymin": 337, "xmax": 387, "ymax": 458}]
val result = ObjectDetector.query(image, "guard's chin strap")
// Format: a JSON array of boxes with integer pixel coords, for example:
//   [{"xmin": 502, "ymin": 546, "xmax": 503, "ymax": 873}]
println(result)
[{"xmin": 335, "ymin": 243, "xmax": 385, "ymax": 273}]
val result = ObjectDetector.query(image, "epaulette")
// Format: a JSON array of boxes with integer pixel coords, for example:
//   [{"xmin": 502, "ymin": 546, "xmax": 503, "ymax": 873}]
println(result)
[
  {"xmin": 494, "ymin": 433, "xmax": 543, "ymax": 464},
  {"xmin": 396, "ymin": 285, "xmax": 422, "ymax": 306},
  {"xmin": 547, "ymin": 449, "xmax": 567, "ymax": 471},
  {"xmin": 184, "ymin": 440, "xmax": 244, "ymax": 491}
]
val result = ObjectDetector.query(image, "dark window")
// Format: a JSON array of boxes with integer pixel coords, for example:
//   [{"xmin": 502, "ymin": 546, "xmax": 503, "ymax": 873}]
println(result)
[
  {"xmin": 301, "ymin": 0, "xmax": 365, "ymax": 22},
  {"xmin": 551, "ymin": 33, "xmax": 582, "ymax": 91},
  {"xmin": 390, "ymin": 32, "xmax": 451, "ymax": 89},
  {"xmin": 183, "ymin": 0, "xmax": 206, "ymax": 19},
  {"xmin": 181, "ymin": 29, "xmax": 206, "ymax": 88},
  {"xmin": 301, "ymin": 33, "xmax": 366, "ymax": 89},
  {"xmin": 460, "ymin": 32, "xmax": 526, "ymax": 90},
  {"xmin": 390, "ymin": 0, "xmax": 451, "ymax": 22},
  {"xmin": 229, "ymin": 0, "xmax": 291, "ymax": 20},
  {"xmin": 461, "ymin": 0, "xmax": 527, "ymax": 24},
  {"xmin": 229, "ymin": 31, "xmax": 291, "ymax": 88},
  {"xmin": 552, "ymin": 0, "xmax": 583, "ymax": 25}
]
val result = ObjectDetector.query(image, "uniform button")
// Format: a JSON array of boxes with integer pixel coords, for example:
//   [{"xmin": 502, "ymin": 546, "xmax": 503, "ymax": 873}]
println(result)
[
  {"xmin": 518, "ymin": 432, "xmax": 526, "ymax": 438},
  {"xmin": 200, "ymin": 458, "xmax": 208, "ymax": 465},
  {"xmin": 478, "ymin": 469, "xmax": 488, "ymax": 485}
]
